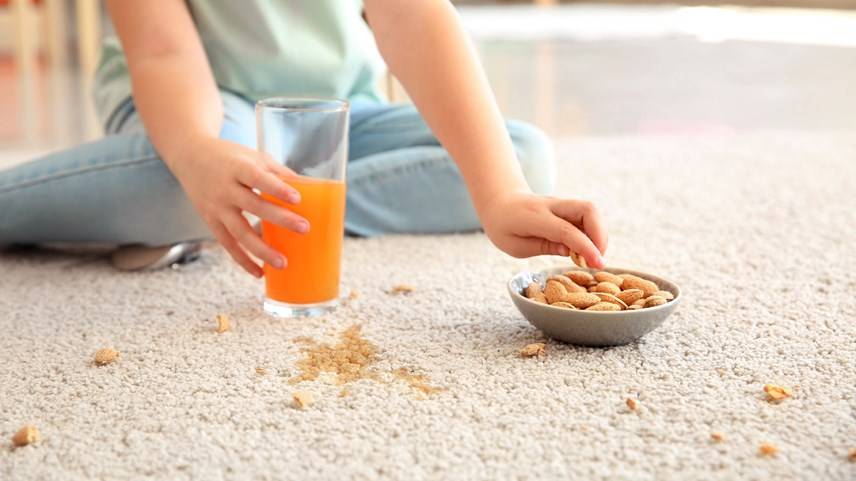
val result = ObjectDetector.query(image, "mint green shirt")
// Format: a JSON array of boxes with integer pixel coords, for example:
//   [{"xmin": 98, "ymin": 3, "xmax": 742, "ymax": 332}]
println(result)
[{"xmin": 93, "ymin": 0, "xmax": 385, "ymax": 126}]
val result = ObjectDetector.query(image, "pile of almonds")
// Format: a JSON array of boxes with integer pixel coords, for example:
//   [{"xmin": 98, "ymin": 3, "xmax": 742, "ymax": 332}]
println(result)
[{"xmin": 524, "ymin": 270, "xmax": 674, "ymax": 311}]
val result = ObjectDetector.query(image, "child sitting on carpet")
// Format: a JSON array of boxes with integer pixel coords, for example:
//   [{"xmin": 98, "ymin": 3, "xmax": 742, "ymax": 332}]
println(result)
[{"xmin": 0, "ymin": 0, "xmax": 607, "ymax": 274}]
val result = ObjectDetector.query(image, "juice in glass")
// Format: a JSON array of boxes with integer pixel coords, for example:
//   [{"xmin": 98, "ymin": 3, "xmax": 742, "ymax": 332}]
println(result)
[{"xmin": 262, "ymin": 175, "xmax": 346, "ymax": 305}]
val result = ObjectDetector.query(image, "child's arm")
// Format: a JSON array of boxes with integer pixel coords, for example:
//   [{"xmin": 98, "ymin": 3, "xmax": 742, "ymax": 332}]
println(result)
[
  {"xmin": 106, "ymin": 0, "xmax": 306, "ymax": 277},
  {"xmin": 365, "ymin": 0, "xmax": 607, "ymax": 267}
]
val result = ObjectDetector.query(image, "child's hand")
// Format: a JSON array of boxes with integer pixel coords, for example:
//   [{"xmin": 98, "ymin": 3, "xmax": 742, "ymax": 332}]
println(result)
[
  {"xmin": 479, "ymin": 191, "xmax": 608, "ymax": 268},
  {"xmin": 168, "ymin": 137, "xmax": 308, "ymax": 277}
]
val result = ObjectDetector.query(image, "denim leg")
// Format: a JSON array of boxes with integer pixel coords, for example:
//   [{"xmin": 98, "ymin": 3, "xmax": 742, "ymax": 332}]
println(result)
[
  {"xmin": 345, "ymin": 102, "xmax": 555, "ymax": 236},
  {"xmin": 0, "ymin": 91, "xmax": 256, "ymax": 245}
]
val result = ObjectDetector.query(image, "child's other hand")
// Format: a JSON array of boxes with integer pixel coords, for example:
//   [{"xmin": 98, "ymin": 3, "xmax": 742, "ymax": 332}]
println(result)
[
  {"xmin": 168, "ymin": 137, "xmax": 307, "ymax": 277},
  {"xmin": 480, "ymin": 191, "xmax": 608, "ymax": 268}
]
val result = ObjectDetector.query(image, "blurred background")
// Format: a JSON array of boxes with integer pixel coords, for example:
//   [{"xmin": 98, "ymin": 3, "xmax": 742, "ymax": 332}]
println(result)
[{"xmin": 1, "ymin": 0, "xmax": 855, "ymax": 169}]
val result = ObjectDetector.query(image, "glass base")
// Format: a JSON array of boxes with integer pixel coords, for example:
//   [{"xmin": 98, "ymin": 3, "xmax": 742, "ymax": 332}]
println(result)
[{"xmin": 263, "ymin": 297, "xmax": 339, "ymax": 318}]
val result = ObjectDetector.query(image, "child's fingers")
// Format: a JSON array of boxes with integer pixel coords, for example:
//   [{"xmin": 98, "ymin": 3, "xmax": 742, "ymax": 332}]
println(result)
[
  {"xmin": 236, "ymin": 190, "xmax": 310, "ymax": 234},
  {"xmin": 506, "ymin": 237, "xmax": 569, "ymax": 258},
  {"xmin": 238, "ymin": 166, "xmax": 300, "ymax": 204},
  {"xmin": 549, "ymin": 199, "xmax": 608, "ymax": 255},
  {"xmin": 221, "ymin": 210, "xmax": 286, "ymax": 270},
  {"xmin": 539, "ymin": 215, "xmax": 604, "ymax": 268},
  {"xmin": 211, "ymin": 222, "xmax": 263, "ymax": 277}
]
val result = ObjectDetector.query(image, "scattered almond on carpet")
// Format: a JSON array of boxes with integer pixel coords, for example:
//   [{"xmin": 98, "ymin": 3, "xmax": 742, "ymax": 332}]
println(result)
[
  {"xmin": 710, "ymin": 432, "xmax": 725, "ymax": 443},
  {"xmin": 848, "ymin": 448, "xmax": 856, "ymax": 462},
  {"xmin": 519, "ymin": 343, "xmax": 546, "ymax": 358},
  {"xmin": 763, "ymin": 384, "xmax": 792, "ymax": 402},
  {"xmin": 292, "ymin": 391, "xmax": 314, "ymax": 409},
  {"xmin": 215, "ymin": 314, "xmax": 230, "ymax": 333},
  {"xmin": 626, "ymin": 398, "xmax": 638, "ymax": 411},
  {"xmin": 255, "ymin": 367, "xmax": 267, "ymax": 375},
  {"xmin": 389, "ymin": 284, "xmax": 415, "ymax": 295},
  {"xmin": 759, "ymin": 442, "xmax": 778, "ymax": 457},
  {"xmin": 94, "ymin": 348, "xmax": 119, "ymax": 366},
  {"xmin": 11, "ymin": 426, "xmax": 39, "ymax": 447}
]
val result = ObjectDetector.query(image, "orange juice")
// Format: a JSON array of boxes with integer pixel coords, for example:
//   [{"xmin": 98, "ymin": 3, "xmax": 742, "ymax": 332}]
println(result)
[{"xmin": 261, "ymin": 176, "xmax": 346, "ymax": 304}]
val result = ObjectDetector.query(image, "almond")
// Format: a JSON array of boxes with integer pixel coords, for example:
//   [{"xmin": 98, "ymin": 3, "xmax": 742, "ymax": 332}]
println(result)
[
  {"xmin": 531, "ymin": 292, "xmax": 548, "ymax": 304},
  {"xmin": 711, "ymin": 432, "xmax": 725, "ymax": 443},
  {"xmin": 550, "ymin": 301, "xmax": 577, "ymax": 310},
  {"xmin": 586, "ymin": 302, "xmax": 621, "ymax": 311},
  {"xmin": 569, "ymin": 252, "xmax": 587, "ymax": 268},
  {"xmin": 215, "ymin": 313, "xmax": 231, "ymax": 333},
  {"xmin": 293, "ymin": 391, "xmax": 314, "ymax": 409},
  {"xmin": 594, "ymin": 272, "xmax": 624, "ymax": 287},
  {"xmin": 763, "ymin": 384, "xmax": 792, "ymax": 402},
  {"xmin": 654, "ymin": 290, "xmax": 674, "ymax": 300},
  {"xmin": 619, "ymin": 274, "xmax": 659, "ymax": 297},
  {"xmin": 524, "ymin": 282, "xmax": 543, "ymax": 299},
  {"xmin": 548, "ymin": 275, "xmax": 585, "ymax": 293},
  {"xmin": 563, "ymin": 270, "xmax": 594, "ymax": 287},
  {"xmin": 617, "ymin": 289, "xmax": 645, "ymax": 305},
  {"xmin": 520, "ymin": 343, "xmax": 546, "ymax": 357},
  {"xmin": 592, "ymin": 292, "xmax": 627, "ymax": 309},
  {"xmin": 94, "ymin": 348, "xmax": 119, "ymax": 366},
  {"xmin": 565, "ymin": 292, "xmax": 601, "ymax": 309},
  {"xmin": 627, "ymin": 304, "xmax": 642, "ymax": 310},
  {"xmin": 759, "ymin": 442, "xmax": 778, "ymax": 457},
  {"xmin": 544, "ymin": 280, "xmax": 569, "ymax": 304},
  {"xmin": 626, "ymin": 398, "xmax": 638, "ymax": 410},
  {"xmin": 644, "ymin": 296, "xmax": 667, "ymax": 307},
  {"xmin": 11, "ymin": 426, "xmax": 39, "ymax": 447},
  {"xmin": 592, "ymin": 281, "xmax": 621, "ymax": 295},
  {"xmin": 632, "ymin": 299, "xmax": 647, "ymax": 307}
]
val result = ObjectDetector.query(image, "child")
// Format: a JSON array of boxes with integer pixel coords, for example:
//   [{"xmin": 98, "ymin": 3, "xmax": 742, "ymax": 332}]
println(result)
[{"xmin": 0, "ymin": 0, "xmax": 607, "ymax": 275}]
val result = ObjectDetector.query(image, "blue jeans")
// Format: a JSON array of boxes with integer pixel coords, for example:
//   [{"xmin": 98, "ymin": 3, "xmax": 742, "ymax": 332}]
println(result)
[{"xmin": 0, "ymin": 91, "xmax": 555, "ymax": 245}]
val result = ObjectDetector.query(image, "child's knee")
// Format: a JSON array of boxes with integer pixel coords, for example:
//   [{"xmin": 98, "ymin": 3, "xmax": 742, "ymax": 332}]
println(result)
[{"xmin": 508, "ymin": 121, "xmax": 555, "ymax": 195}]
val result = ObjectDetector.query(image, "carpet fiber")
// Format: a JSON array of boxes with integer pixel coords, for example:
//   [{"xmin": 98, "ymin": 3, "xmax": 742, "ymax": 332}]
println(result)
[{"xmin": 2, "ymin": 131, "xmax": 855, "ymax": 480}]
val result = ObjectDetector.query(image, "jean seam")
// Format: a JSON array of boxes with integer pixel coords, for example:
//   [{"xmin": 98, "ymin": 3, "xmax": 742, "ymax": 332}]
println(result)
[
  {"xmin": 0, "ymin": 154, "xmax": 162, "ymax": 195},
  {"xmin": 348, "ymin": 151, "xmax": 451, "ymax": 187}
]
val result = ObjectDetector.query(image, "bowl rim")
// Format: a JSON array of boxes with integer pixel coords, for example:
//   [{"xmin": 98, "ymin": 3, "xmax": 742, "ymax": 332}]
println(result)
[{"xmin": 508, "ymin": 265, "xmax": 682, "ymax": 314}]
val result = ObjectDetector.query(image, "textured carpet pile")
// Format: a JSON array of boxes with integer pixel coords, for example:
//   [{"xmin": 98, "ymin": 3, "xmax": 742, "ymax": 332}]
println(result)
[{"xmin": 1, "ymin": 131, "xmax": 854, "ymax": 480}]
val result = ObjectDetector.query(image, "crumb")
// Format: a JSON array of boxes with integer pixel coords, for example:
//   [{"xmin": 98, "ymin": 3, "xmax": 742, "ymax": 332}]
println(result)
[
  {"xmin": 293, "ymin": 391, "xmax": 313, "ymax": 409},
  {"xmin": 389, "ymin": 284, "xmax": 416, "ymax": 295},
  {"xmin": 763, "ymin": 384, "xmax": 792, "ymax": 402},
  {"xmin": 519, "ymin": 343, "xmax": 546, "ymax": 358},
  {"xmin": 11, "ymin": 426, "xmax": 39, "ymax": 447},
  {"xmin": 94, "ymin": 348, "xmax": 119, "ymax": 366},
  {"xmin": 291, "ymin": 336, "xmax": 316, "ymax": 345},
  {"xmin": 711, "ymin": 432, "xmax": 725, "ymax": 443},
  {"xmin": 255, "ymin": 367, "xmax": 267, "ymax": 375},
  {"xmin": 339, "ymin": 388, "xmax": 351, "ymax": 398},
  {"xmin": 626, "ymin": 398, "xmax": 638, "ymax": 411},
  {"xmin": 759, "ymin": 442, "xmax": 778, "ymax": 457},
  {"xmin": 215, "ymin": 314, "xmax": 230, "ymax": 333},
  {"xmin": 289, "ymin": 325, "xmax": 379, "ymax": 385},
  {"xmin": 348, "ymin": 290, "xmax": 359, "ymax": 300},
  {"xmin": 393, "ymin": 367, "xmax": 446, "ymax": 396}
]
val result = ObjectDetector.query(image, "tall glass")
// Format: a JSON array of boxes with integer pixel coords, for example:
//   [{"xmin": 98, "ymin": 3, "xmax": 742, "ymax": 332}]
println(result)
[{"xmin": 256, "ymin": 98, "xmax": 349, "ymax": 317}]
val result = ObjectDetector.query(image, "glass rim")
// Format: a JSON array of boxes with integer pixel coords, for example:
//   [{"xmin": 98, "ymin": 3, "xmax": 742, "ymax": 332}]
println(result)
[{"xmin": 256, "ymin": 97, "xmax": 349, "ymax": 113}]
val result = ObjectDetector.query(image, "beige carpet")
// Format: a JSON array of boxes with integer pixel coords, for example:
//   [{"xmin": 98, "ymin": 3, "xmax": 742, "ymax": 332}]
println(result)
[{"xmin": 1, "ymin": 131, "xmax": 855, "ymax": 480}]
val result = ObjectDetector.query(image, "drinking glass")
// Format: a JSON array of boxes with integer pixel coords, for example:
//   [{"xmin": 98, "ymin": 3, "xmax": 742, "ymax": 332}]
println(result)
[{"xmin": 256, "ymin": 97, "xmax": 349, "ymax": 317}]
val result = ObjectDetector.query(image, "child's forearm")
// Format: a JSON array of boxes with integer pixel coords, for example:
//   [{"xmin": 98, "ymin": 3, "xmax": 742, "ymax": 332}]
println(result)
[
  {"xmin": 106, "ymin": 0, "xmax": 222, "ymax": 168},
  {"xmin": 365, "ymin": 0, "xmax": 529, "ymax": 215}
]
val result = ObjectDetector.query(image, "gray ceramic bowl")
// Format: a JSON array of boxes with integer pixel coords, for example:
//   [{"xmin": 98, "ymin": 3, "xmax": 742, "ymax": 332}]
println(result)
[{"xmin": 508, "ymin": 266, "xmax": 681, "ymax": 346}]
